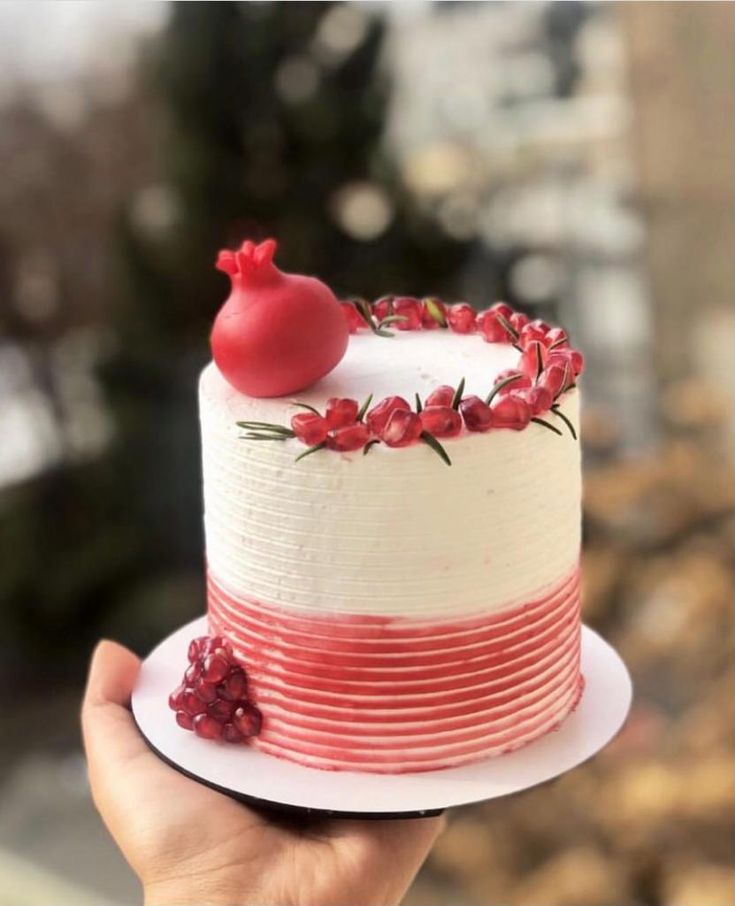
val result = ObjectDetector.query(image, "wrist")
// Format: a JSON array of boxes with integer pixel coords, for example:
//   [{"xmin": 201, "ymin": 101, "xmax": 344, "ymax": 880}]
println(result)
[{"xmin": 143, "ymin": 877, "xmax": 250, "ymax": 906}]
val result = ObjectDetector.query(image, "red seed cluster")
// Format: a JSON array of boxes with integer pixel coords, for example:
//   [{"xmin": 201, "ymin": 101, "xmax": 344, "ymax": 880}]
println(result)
[
  {"xmin": 285, "ymin": 298, "xmax": 585, "ymax": 456},
  {"xmin": 168, "ymin": 636, "xmax": 262, "ymax": 744}
]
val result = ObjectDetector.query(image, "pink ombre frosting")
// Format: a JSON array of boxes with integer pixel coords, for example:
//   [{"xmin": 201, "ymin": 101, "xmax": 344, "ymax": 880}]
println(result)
[{"xmin": 199, "ymin": 328, "xmax": 584, "ymax": 772}]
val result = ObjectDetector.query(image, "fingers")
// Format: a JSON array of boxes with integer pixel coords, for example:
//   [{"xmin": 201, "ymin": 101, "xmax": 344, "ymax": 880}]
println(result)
[{"xmin": 84, "ymin": 639, "xmax": 141, "ymax": 708}]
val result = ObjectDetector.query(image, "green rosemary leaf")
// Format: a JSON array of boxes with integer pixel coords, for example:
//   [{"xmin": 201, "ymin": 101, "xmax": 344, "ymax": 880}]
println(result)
[
  {"xmin": 294, "ymin": 441, "xmax": 327, "ymax": 462},
  {"xmin": 363, "ymin": 439, "xmax": 380, "ymax": 456},
  {"xmin": 531, "ymin": 417, "xmax": 563, "ymax": 436},
  {"xmin": 377, "ymin": 315, "xmax": 408, "ymax": 328},
  {"xmin": 290, "ymin": 401, "xmax": 321, "ymax": 417},
  {"xmin": 373, "ymin": 327, "xmax": 397, "ymax": 338},
  {"xmin": 536, "ymin": 344, "xmax": 544, "ymax": 381},
  {"xmin": 485, "ymin": 373, "xmax": 524, "ymax": 405},
  {"xmin": 242, "ymin": 433, "xmax": 289, "ymax": 441},
  {"xmin": 451, "ymin": 377, "xmax": 466, "ymax": 410},
  {"xmin": 236, "ymin": 421, "xmax": 294, "ymax": 436},
  {"xmin": 550, "ymin": 405, "xmax": 578, "ymax": 440},
  {"xmin": 549, "ymin": 336, "xmax": 568, "ymax": 350},
  {"xmin": 496, "ymin": 313, "xmax": 519, "ymax": 341},
  {"xmin": 415, "ymin": 392, "xmax": 423, "ymax": 414},
  {"xmin": 356, "ymin": 393, "xmax": 373, "ymax": 422},
  {"xmin": 420, "ymin": 431, "xmax": 452, "ymax": 466},
  {"xmin": 424, "ymin": 297, "xmax": 447, "ymax": 327}
]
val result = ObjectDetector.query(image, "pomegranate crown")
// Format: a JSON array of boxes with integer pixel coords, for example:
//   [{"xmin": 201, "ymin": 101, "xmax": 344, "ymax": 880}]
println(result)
[{"xmin": 215, "ymin": 238, "xmax": 277, "ymax": 279}]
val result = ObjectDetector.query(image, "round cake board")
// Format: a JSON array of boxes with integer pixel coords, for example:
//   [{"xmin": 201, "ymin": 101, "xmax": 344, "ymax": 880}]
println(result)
[{"xmin": 131, "ymin": 617, "xmax": 632, "ymax": 820}]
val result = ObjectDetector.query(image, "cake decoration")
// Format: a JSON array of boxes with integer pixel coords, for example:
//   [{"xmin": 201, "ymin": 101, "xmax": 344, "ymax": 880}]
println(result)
[
  {"xmin": 212, "ymin": 238, "xmax": 349, "ymax": 397},
  {"xmin": 233, "ymin": 297, "xmax": 582, "ymax": 464},
  {"xmin": 168, "ymin": 634, "xmax": 262, "ymax": 743}
]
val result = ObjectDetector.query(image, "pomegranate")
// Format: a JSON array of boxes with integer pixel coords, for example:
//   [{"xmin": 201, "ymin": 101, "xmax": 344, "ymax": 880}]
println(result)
[{"xmin": 212, "ymin": 238, "xmax": 349, "ymax": 397}]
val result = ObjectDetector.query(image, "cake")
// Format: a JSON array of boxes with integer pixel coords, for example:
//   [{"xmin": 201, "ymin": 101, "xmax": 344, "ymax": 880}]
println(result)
[{"xmin": 172, "ymin": 238, "xmax": 585, "ymax": 773}]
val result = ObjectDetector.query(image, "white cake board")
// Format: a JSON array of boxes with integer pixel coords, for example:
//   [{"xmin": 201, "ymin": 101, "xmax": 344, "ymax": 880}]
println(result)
[{"xmin": 132, "ymin": 617, "xmax": 632, "ymax": 819}]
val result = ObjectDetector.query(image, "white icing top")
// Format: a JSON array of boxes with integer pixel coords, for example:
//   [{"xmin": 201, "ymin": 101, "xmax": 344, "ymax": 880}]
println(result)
[{"xmin": 199, "ymin": 331, "xmax": 582, "ymax": 618}]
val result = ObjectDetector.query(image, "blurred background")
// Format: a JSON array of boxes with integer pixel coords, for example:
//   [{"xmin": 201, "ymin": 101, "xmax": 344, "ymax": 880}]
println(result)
[{"xmin": 0, "ymin": 2, "xmax": 733, "ymax": 904}]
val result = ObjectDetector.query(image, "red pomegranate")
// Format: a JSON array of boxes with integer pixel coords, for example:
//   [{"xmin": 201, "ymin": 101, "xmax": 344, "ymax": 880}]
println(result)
[{"xmin": 212, "ymin": 238, "xmax": 349, "ymax": 397}]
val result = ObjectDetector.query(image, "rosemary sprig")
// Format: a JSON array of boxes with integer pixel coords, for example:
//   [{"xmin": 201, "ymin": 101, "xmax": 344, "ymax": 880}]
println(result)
[
  {"xmin": 531, "ymin": 417, "xmax": 563, "ymax": 436},
  {"xmin": 356, "ymin": 393, "xmax": 373, "ymax": 422},
  {"xmin": 352, "ymin": 297, "xmax": 398, "ymax": 338},
  {"xmin": 290, "ymin": 401, "xmax": 321, "ymax": 416},
  {"xmin": 423, "ymin": 297, "xmax": 447, "ymax": 327},
  {"xmin": 550, "ymin": 405, "xmax": 577, "ymax": 440},
  {"xmin": 294, "ymin": 441, "xmax": 327, "ymax": 462},
  {"xmin": 451, "ymin": 377, "xmax": 466, "ymax": 410},
  {"xmin": 363, "ymin": 439, "xmax": 380, "ymax": 456},
  {"xmin": 236, "ymin": 420, "xmax": 295, "ymax": 437},
  {"xmin": 485, "ymin": 373, "xmax": 525, "ymax": 405},
  {"xmin": 420, "ymin": 431, "xmax": 451, "ymax": 466},
  {"xmin": 549, "ymin": 336, "xmax": 568, "ymax": 350},
  {"xmin": 415, "ymin": 392, "xmax": 423, "ymax": 413},
  {"xmin": 495, "ymin": 313, "xmax": 519, "ymax": 341}
]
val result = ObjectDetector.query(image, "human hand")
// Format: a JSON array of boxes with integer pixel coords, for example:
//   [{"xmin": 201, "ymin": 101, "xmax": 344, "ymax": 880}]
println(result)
[{"xmin": 81, "ymin": 640, "xmax": 445, "ymax": 906}]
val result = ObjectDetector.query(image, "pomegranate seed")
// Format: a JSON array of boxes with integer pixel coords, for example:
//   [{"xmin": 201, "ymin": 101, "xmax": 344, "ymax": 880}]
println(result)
[
  {"xmin": 176, "ymin": 711, "xmax": 194, "ymax": 731},
  {"xmin": 341, "ymin": 301, "xmax": 368, "ymax": 333},
  {"xmin": 520, "ymin": 340, "xmax": 549, "ymax": 380},
  {"xmin": 446, "ymin": 302, "xmax": 476, "ymax": 333},
  {"xmin": 222, "ymin": 723, "xmax": 245, "ymax": 744},
  {"xmin": 519, "ymin": 322, "xmax": 549, "ymax": 346},
  {"xmin": 510, "ymin": 386, "xmax": 553, "ymax": 415},
  {"xmin": 489, "ymin": 301, "xmax": 513, "ymax": 320},
  {"xmin": 202, "ymin": 653, "xmax": 229, "ymax": 684},
  {"xmin": 326, "ymin": 423, "xmax": 370, "ymax": 452},
  {"xmin": 459, "ymin": 396, "xmax": 493, "ymax": 432},
  {"xmin": 193, "ymin": 714, "xmax": 223, "ymax": 740},
  {"xmin": 548, "ymin": 348, "xmax": 584, "ymax": 377},
  {"xmin": 509, "ymin": 311, "xmax": 529, "ymax": 333},
  {"xmin": 184, "ymin": 662, "xmax": 201, "ymax": 685},
  {"xmin": 490, "ymin": 395, "xmax": 532, "ymax": 430},
  {"xmin": 291, "ymin": 412, "xmax": 328, "ymax": 446},
  {"xmin": 544, "ymin": 326, "xmax": 568, "ymax": 348},
  {"xmin": 380, "ymin": 409, "xmax": 423, "ymax": 447},
  {"xmin": 372, "ymin": 296, "xmax": 394, "ymax": 322},
  {"xmin": 218, "ymin": 669, "xmax": 248, "ymax": 701},
  {"xmin": 325, "ymin": 398, "xmax": 359, "ymax": 429},
  {"xmin": 366, "ymin": 396, "xmax": 411, "ymax": 435},
  {"xmin": 419, "ymin": 406, "xmax": 462, "ymax": 438},
  {"xmin": 537, "ymin": 363, "xmax": 570, "ymax": 398},
  {"xmin": 233, "ymin": 703, "xmax": 263, "ymax": 738},
  {"xmin": 494, "ymin": 368, "xmax": 532, "ymax": 390},
  {"xmin": 207, "ymin": 699, "xmax": 235, "ymax": 723},
  {"xmin": 194, "ymin": 679, "xmax": 218, "ymax": 703},
  {"xmin": 393, "ymin": 296, "xmax": 422, "ymax": 330},
  {"xmin": 168, "ymin": 684, "xmax": 186, "ymax": 712},
  {"xmin": 201, "ymin": 636, "xmax": 227, "ymax": 657},
  {"xmin": 420, "ymin": 297, "xmax": 447, "ymax": 329},
  {"xmin": 476, "ymin": 309, "xmax": 508, "ymax": 343},
  {"xmin": 182, "ymin": 689, "xmax": 208, "ymax": 716},
  {"xmin": 425, "ymin": 385, "xmax": 455, "ymax": 408},
  {"xmin": 188, "ymin": 637, "xmax": 208, "ymax": 663}
]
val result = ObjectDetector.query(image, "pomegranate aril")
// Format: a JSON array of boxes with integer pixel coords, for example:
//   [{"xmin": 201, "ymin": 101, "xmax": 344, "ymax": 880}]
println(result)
[
  {"xmin": 392, "ymin": 296, "xmax": 422, "ymax": 330},
  {"xmin": 222, "ymin": 723, "xmax": 244, "ymax": 744},
  {"xmin": 233, "ymin": 703, "xmax": 263, "ymax": 738},
  {"xmin": 193, "ymin": 714, "xmax": 223, "ymax": 740},
  {"xmin": 490, "ymin": 395, "xmax": 531, "ymax": 430},
  {"xmin": 459, "ymin": 396, "xmax": 493, "ymax": 432},
  {"xmin": 188, "ymin": 637, "xmax": 209, "ymax": 663},
  {"xmin": 202, "ymin": 652, "xmax": 230, "ymax": 683},
  {"xmin": 510, "ymin": 386, "xmax": 553, "ymax": 415},
  {"xmin": 326, "ymin": 422, "xmax": 370, "ymax": 452},
  {"xmin": 489, "ymin": 301, "xmax": 513, "ymax": 320},
  {"xmin": 207, "ymin": 699, "xmax": 235, "ymax": 723},
  {"xmin": 544, "ymin": 326, "xmax": 568, "ymax": 348},
  {"xmin": 420, "ymin": 406, "xmax": 462, "ymax": 438},
  {"xmin": 372, "ymin": 296, "xmax": 393, "ymax": 322},
  {"xmin": 291, "ymin": 412, "xmax": 328, "ymax": 446},
  {"xmin": 218, "ymin": 669, "xmax": 248, "ymax": 701},
  {"xmin": 176, "ymin": 711, "xmax": 194, "ymax": 731},
  {"xmin": 494, "ymin": 368, "xmax": 532, "ymax": 390},
  {"xmin": 476, "ymin": 310, "xmax": 507, "ymax": 343},
  {"xmin": 184, "ymin": 662, "xmax": 201, "ymax": 685},
  {"xmin": 325, "ymin": 397, "xmax": 359, "ymax": 429},
  {"xmin": 519, "ymin": 322, "xmax": 548, "ymax": 346},
  {"xmin": 446, "ymin": 302, "xmax": 476, "ymax": 333},
  {"xmin": 341, "ymin": 301, "xmax": 368, "ymax": 333},
  {"xmin": 509, "ymin": 311, "xmax": 529, "ymax": 333},
  {"xmin": 425, "ymin": 385, "xmax": 455, "ymax": 408},
  {"xmin": 420, "ymin": 297, "xmax": 447, "ymax": 329},
  {"xmin": 168, "ymin": 684, "xmax": 186, "ymax": 712},
  {"xmin": 194, "ymin": 679, "xmax": 218, "ymax": 703},
  {"xmin": 182, "ymin": 689, "xmax": 208, "ymax": 716},
  {"xmin": 537, "ymin": 362, "xmax": 570, "ymax": 398},
  {"xmin": 380, "ymin": 409, "xmax": 423, "ymax": 447},
  {"xmin": 200, "ymin": 636, "xmax": 227, "ymax": 657},
  {"xmin": 366, "ymin": 396, "xmax": 411, "ymax": 435},
  {"xmin": 520, "ymin": 340, "xmax": 548, "ymax": 380}
]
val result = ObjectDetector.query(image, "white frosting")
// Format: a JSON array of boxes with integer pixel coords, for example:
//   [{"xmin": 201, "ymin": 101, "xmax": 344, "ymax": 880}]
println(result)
[{"xmin": 199, "ymin": 331, "xmax": 582, "ymax": 618}]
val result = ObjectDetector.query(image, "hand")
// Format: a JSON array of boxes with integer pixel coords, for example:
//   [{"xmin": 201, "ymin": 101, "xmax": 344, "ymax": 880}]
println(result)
[{"xmin": 81, "ymin": 641, "xmax": 445, "ymax": 906}]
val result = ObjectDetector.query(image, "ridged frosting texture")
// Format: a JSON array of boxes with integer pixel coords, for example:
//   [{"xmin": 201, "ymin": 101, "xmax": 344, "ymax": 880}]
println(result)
[{"xmin": 199, "ymin": 331, "xmax": 582, "ymax": 618}]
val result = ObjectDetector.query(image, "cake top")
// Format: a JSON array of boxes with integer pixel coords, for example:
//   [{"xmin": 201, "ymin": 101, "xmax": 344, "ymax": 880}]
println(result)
[{"xmin": 207, "ymin": 238, "xmax": 584, "ymax": 465}]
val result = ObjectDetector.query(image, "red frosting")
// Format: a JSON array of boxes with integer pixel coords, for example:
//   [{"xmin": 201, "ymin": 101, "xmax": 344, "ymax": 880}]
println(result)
[{"xmin": 212, "ymin": 239, "xmax": 349, "ymax": 398}]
